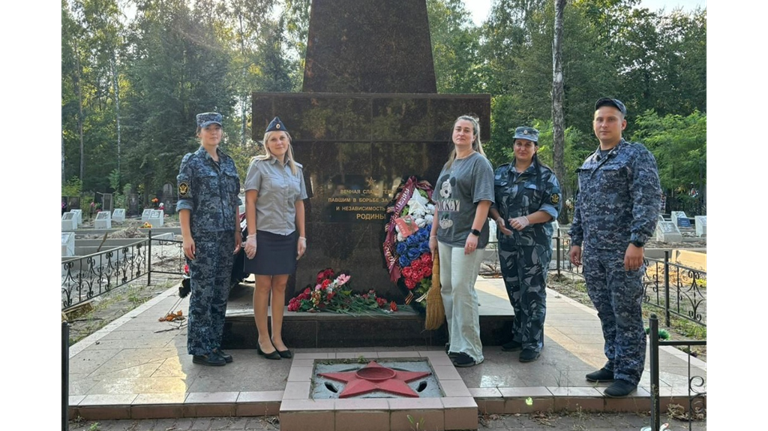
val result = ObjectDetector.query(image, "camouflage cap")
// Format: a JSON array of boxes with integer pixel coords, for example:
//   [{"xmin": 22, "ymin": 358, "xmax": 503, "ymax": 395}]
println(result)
[
  {"xmin": 266, "ymin": 116, "xmax": 288, "ymax": 133},
  {"xmin": 595, "ymin": 98, "xmax": 627, "ymax": 116},
  {"xmin": 513, "ymin": 126, "xmax": 539, "ymax": 144},
  {"xmin": 196, "ymin": 112, "xmax": 222, "ymax": 128}
]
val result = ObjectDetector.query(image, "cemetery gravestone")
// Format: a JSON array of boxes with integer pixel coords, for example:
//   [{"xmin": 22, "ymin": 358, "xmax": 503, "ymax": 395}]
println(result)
[
  {"xmin": 148, "ymin": 210, "xmax": 164, "ymax": 227},
  {"xmin": 112, "ymin": 208, "xmax": 126, "ymax": 223},
  {"xmin": 695, "ymin": 215, "xmax": 707, "ymax": 237},
  {"xmin": 671, "ymin": 211, "xmax": 690, "ymax": 228},
  {"xmin": 128, "ymin": 193, "xmax": 139, "ymax": 216},
  {"xmin": 655, "ymin": 221, "xmax": 683, "ymax": 243},
  {"xmin": 94, "ymin": 211, "xmax": 112, "ymax": 229},
  {"xmin": 141, "ymin": 209, "xmax": 153, "ymax": 223},
  {"xmin": 252, "ymin": 0, "xmax": 491, "ymax": 303},
  {"xmin": 62, "ymin": 212, "xmax": 77, "ymax": 232},
  {"xmin": 102, "ymin": 193, "xmax": 113, "ymax": 213},
  {"xmin": 68, "ymin": 196, "xmax": 81, "ymax": 210},
  {"xmin": 71, "ymin": 209, "xmax": 82, "ymax": 226},
  {"xmin": 61, "ymin": 232, "xmax": 75, "ymax": 257}
]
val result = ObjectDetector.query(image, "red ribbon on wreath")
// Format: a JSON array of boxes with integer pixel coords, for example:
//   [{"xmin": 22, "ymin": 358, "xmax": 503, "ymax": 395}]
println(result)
[{"xmin": 383, "ymin": 176, "xmax": 434, "ymax": 282}]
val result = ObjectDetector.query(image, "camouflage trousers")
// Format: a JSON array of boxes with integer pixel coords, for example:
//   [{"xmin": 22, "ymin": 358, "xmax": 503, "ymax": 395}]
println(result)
[
  {"xmin": 582, "ymin": 246, "xmax": 646, "ymax": 385},
  {"xmin": 187, "ymin": 231, "xmax": 236, "ymax": 356},
  {"xmin": 498, "ymin": 243, "xmax": 551, "ymax": 352}
]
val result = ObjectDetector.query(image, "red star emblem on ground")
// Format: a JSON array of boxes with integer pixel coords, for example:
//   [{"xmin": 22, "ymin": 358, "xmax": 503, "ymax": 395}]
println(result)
[{"xmin": 317, "ymin": 361, "xmax": 432, "ymax": 398}]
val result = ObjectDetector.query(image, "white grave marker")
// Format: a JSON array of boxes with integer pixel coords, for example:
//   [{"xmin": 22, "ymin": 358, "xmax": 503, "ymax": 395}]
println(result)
[
  {"xmin": 94, "ymin": 211, "xmax": 112, "ymax": 229},
  {"xmin": 695, "ymin": 216, "xmax": 707, "ymax": 237},
  {"xmin": 655, "ymin": 221, "xmax": 683, "ymax": 243},
  {"xmin": 671, "ymin": 211, "xmax": 691, "ymax": 228},
  {"xmin": 70, "ymin": 209, "xmax": 82, "ymax": 227},
  {"xmin": 148, "ymin": 209, "xmax": 164, "ymax": 227},
  {"xmin": 141, "ymin": 209, "xmax": 153, "ymax": 222},
  {"xmin": 112, "ymin": 208, "xmax": 126, "ymax": 223},
  {"xmin": 62, "ymin": 212, "xmax": 77, "ymax": 231},
  {"xmin": 61, "ymin": 232, "xmax": 75, "ymax": 257}
]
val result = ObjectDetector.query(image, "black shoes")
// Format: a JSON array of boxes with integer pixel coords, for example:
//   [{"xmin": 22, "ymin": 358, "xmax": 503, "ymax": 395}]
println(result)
[
  {"xmin": 585, "ymin": 368, "xmax": 615, "ymax": 382},
  {"xmin": 501, "ymin": 340, "xmax": 522, "ymax": 352},
  {"xmin": 451, "ymin": 352, "xmax": 478, "ymax": 367},
  {"xmin": 519, "ymin": 348, "xmax": 540, "ymax": 363},
  {"xmin": 273, "ymin": 344, "xmax": 293, "ymax": 359},
  {"xmin": 212, "ymin": 348, "xmax": 233, "ymax": 363},
  {"xmin": 192, "ymin": 352, "xmax": 227, "ymax": 366},
  {"xmin": 257, "ymin": 342, "xmax": 281, "ymax": 360},
  {"xmin": 604, "ymin": 379, "xmax": 637, "ymax": 397}
]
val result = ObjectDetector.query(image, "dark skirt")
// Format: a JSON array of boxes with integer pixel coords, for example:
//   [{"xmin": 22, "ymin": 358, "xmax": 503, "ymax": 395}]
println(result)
[{"xmin": 243, "ymin": 230, "xmax": 298, "ymax": 275}]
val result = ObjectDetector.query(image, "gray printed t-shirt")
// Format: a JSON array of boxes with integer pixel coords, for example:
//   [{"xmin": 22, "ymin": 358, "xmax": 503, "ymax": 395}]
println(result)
[
  {"xmin": 433, "ymin": 152, "xmax": 495, "ymax": 248},
  {"xmin": 244, "ymin": 157, "xmax": 308, "ymax": 235}
]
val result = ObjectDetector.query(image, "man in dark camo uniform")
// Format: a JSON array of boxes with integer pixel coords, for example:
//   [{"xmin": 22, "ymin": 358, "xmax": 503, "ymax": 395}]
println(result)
[
  {"xmin": 568, "ymin": 98, "xmax": 661, "ymax": 397},
  {"xmin": 177, "ymin": 112, "xmax": 242, "ymax": 366}
]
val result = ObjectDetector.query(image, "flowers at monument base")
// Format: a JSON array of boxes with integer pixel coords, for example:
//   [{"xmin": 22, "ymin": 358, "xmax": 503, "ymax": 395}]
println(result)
[
  {"xmin": 288, "ymin": 268, "xmax": 392, "ymax": 314},
  {"xmin": 141, "ymin": 221, "xmax": 152, "ymax": 228},
  {"xmin": 383, "ymin": 176, "xmax": 436, "ymax": 311}
]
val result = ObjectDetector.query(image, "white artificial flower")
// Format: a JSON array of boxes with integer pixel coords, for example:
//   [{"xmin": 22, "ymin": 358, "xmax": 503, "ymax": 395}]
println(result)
[
  {"xmin": 411, "ymin": 191, "xmax": 429, "ymax": 207},
  {"xmin": 408, "ymin": 200, "xmax": 427, "ymax": 217}
]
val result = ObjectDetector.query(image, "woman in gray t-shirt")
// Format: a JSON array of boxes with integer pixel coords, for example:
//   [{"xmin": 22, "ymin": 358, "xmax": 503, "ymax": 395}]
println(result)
[{"xmin": 429, "ymin": 115, "xmax": 495, "ymax": 367}]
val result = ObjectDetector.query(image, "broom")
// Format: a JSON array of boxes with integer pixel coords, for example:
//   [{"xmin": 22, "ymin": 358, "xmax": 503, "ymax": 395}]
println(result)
[{"xmin": 424, "ymin": 249, "xmax": 445, "ymax": 330}]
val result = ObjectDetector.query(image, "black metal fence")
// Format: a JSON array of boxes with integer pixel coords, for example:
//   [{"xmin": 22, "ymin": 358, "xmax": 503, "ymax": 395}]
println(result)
[
  {"xmin": 552, "ymin": 237, "xmax": 707, "ymax": 328},
  {"xmin": 61, "ymin": 230, "xmax": 185, "ymax": 311},
  {"xmin": 551, "ymin": 237, "xmax": 707, "ymax": 429},
  {"xmin": 648, "ymin": 314, "xmax": 706, "ymax": 431}
]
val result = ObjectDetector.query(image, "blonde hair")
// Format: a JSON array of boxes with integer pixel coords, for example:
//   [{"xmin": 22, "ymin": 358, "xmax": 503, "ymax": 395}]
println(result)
[
  {"xmin": 445, "ymin": 115, "xmax": 486, "ymax": 169},
  {"xmin": 253, "ymin": 131, "xmax": 298, "ymax": 175}
]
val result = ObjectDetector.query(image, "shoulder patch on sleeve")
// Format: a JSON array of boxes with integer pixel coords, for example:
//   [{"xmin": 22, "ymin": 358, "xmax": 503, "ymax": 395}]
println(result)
[
  {"xmin": 550, "ymin": 193, "xmax": 560, "ymax": 204},
  {"xmin": 179, "ymin": 182, "xmax": 190, "ymax": 198}
]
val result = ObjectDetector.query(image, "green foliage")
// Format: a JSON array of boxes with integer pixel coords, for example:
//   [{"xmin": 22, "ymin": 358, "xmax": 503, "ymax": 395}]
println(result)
[
  {"xmin": 427, "ymin": 0, "xmax": 483, "ymax": 94},
  {"xmin": 630, "ymin": 110, "xmax": 706, "ymax": 193},
  {"xmin": 62, "ymin": 177, "xmax": 83, "ymax": 197},
  {"xmin": 407, "ymin": 414, "xmax": 426, "ymax": 431}
]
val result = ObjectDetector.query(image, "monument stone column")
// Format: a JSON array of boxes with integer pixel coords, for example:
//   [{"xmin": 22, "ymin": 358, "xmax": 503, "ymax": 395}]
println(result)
[{"xmin": 252, "ymin": 0, "xmax": 491, "ymax": 303}]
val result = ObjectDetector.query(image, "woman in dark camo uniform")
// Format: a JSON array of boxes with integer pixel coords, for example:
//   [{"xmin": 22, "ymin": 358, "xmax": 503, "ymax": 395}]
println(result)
[
  {"xmin": 177, "ymin": 112, "xmax": 242, "ymax": 367},
  {"xmin": 489, "ymin": 126, "xmax": 561, "ymax": 363}
]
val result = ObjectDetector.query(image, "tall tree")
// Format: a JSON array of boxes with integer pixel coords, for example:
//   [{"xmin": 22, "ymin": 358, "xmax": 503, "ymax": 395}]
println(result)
[
  {"xmin": 552, "ymin": 0, "xmax": 567, "ymax": 223},
  {"xmin": 426, "ymin": 0, "xmax": 482, "ymax": 94},
  {"xmin": 122, "ymin": 0, "xmax": 234, "ymax": 200}
]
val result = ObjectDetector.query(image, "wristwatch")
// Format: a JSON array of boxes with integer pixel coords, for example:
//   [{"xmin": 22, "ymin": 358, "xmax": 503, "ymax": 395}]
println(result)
[
  {"xmin": 630, "ymin": 240, "xmax": 645, "ymax": 248},
  {"xmin": 470, "ymin": 228, "xmax": 481, "ymax": 236}
]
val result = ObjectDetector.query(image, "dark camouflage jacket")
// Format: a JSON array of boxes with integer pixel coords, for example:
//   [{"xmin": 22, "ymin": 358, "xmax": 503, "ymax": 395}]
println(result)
[
  {"xmin": 493, "ymin": 161, "xmax": 561, "ymax": 247},
  {"xmin": 569, "ymin": 139, "xmax": 661, "ymax": 249},
  {"xmin": 176, "ymin": 146, "xmax": 242, "ymax": 234}
]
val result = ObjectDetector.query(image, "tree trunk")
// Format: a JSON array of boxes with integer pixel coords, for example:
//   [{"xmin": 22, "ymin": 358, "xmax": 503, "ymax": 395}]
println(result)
[
  {"xmin": 61, "ymin": 134, "xmax": 65, "ymax": 185},
  {"xmin": 111, "ymin": 54, "xmax": 122, "ymax": 183},
  {"xmin": 76, "ymin": 42, "xmax": 85, "ymax": 186},
  {"xmin": 552, "ymin": 0, "xmax": 567, "ymax": 224}
]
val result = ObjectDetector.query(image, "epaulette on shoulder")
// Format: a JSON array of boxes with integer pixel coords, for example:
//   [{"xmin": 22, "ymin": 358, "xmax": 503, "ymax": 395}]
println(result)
[{"xmin": 294, "ymin": 161, "xmax": 303, "ymax": 169}]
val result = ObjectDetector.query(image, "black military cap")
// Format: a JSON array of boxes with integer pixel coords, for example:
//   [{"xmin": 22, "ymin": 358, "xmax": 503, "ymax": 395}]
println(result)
[
  {"xmin": 595, "ymin": 98, "xmax": 627, "ymax": 116},
  {"xmin": 266, "ymin": 117, "xmax": 288, "ymax": 133}
]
